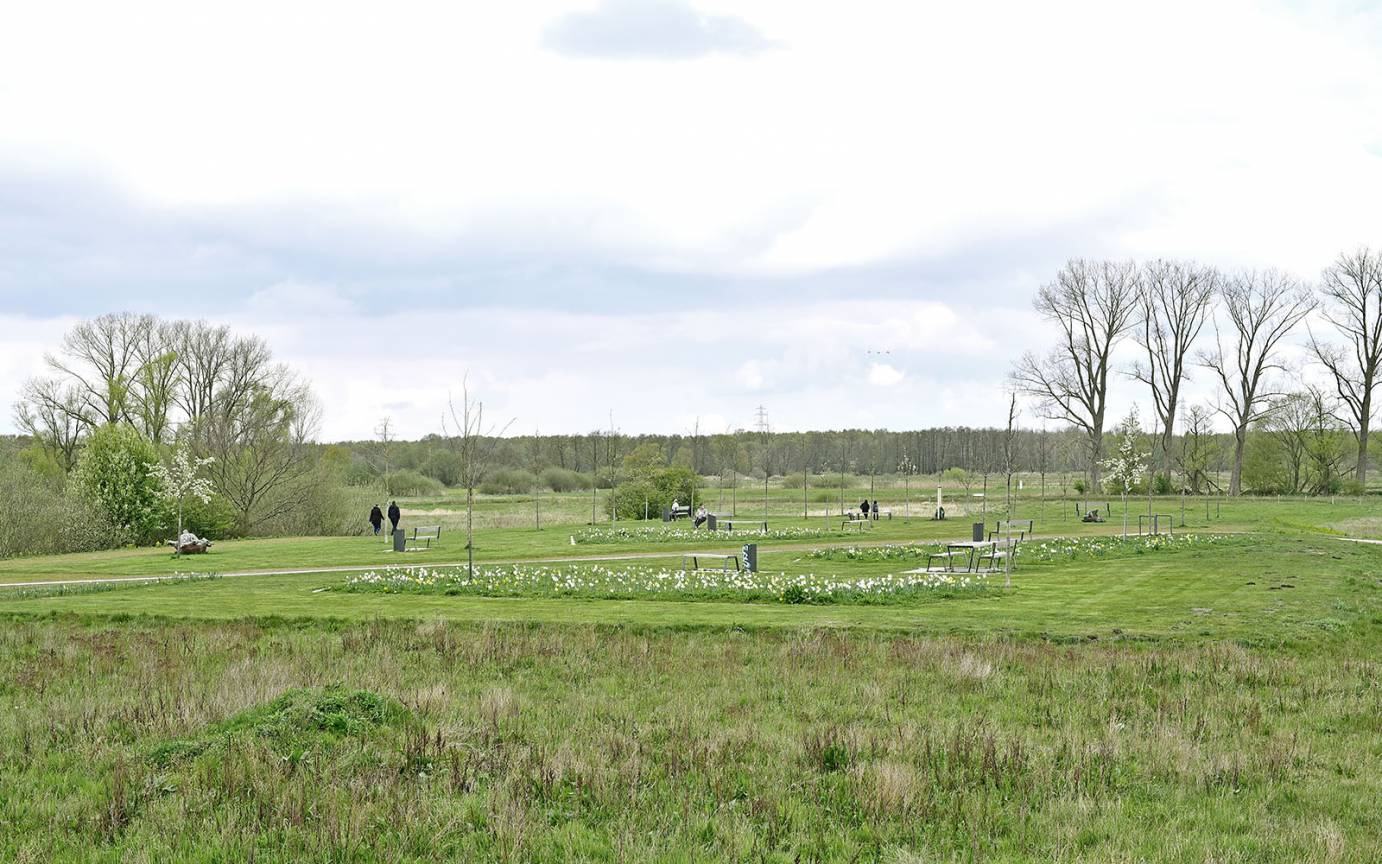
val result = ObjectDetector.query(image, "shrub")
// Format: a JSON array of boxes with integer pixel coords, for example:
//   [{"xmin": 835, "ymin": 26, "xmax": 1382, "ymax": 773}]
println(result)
[
  {"xmin": 385, "ymin": 469, "xmax": 442, "ymax": 497},
  {"xmin": 540, "ymin": 467, "xmax": 590, "ymax": 492},
  {"xmin": 480, "ymin": 468, "xmax": 537, "ymax": 495},
  {"xmin": 420, "ymin": 451, "xmax": 463, "ymax": 487},
  {"xmin": 0, "ymin": 456, "xmax": 126, "ymax": 557},
  {"xmin": 608, "ymin": 465, "xmax": 699, "ymax": 520},
  {"xmin": 1073, "ymin": 478, "xmax": 1087, "ymax": 494},
  {"xmin": 73, "ymin": 423, "xmax": 167, "ymax": 544},
  {"xmin": 1152, "ymin": 473, "xmax": 1175, "ymax": 495}
]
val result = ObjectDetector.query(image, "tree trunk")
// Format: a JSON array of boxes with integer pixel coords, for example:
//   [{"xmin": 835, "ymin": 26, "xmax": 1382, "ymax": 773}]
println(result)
[
  {"xmin": 1230, "ymin": 426, "xmax": 1247, "ymax": 496},
  {"xmin": 1356, "ymin": 408, "xmax": 1371, "ymax": 486}
]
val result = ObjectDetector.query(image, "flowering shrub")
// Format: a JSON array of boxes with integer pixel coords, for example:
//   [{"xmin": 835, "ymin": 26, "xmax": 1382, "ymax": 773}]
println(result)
[
  {"xmin": 571, "ymin": 525, "xmax": 842, "ymax": 545},
  {"xmin": 331, "ymin": 563, "xmax": 989, "ymax": 605}
]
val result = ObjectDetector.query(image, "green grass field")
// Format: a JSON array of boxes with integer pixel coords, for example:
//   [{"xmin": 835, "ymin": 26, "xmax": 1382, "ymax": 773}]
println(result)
[{"xmin": 2, "ymin": 491, "xmax": 1380, "ymax": 861}]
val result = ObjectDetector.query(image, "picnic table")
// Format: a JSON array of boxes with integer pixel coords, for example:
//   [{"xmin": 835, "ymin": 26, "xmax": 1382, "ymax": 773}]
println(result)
[{"xmin": 927, "ymin": 540, "xmax": 993, "ymax": 572}]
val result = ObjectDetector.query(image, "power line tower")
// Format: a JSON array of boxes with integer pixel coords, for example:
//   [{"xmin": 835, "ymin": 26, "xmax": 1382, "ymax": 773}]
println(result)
[{"xmin": 754, "ymin": 405, "xmax": 771, "ymax": 517}]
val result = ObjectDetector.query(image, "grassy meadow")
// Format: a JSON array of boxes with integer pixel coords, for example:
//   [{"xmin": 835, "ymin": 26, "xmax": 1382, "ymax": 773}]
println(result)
[{"xmin": 1, "ymin": 481, "xmax": 1380, "ymax": 861}]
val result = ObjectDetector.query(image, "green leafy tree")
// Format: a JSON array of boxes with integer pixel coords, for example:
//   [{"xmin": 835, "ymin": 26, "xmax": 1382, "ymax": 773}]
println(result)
[{"xmin": 74, "ymin": 423, "xmax": 167, "ymax": 543}]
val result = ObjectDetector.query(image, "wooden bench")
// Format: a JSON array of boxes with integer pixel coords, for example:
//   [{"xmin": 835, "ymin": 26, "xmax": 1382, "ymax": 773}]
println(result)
[
  {"xmin": 679, "ymin": 553, "xmax": 741, "ymax": 574},
  {"xmin": 842, "ymin": 519, "xmax": 871, "ymax": 531},
  {"xmin": 407, "ymin": 525, "xmax": 441, "ymax": 551},
  {"xmin": 720, "ymin": 519, "xmax": 767, "ymax": 533},
  {"xmin": 664, "ymin": 506, "xmax": 692, "ymax": 521}
]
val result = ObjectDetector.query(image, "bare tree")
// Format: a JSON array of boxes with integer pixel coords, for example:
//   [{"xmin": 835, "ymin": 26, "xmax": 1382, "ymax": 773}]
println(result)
[
  {"xmin": 43, "ymin": 312, "xmax": 154, "ymax": 427},
  {"xmin": 198, "ymin": 370, "xmax": 322, "ymax": 533},
  {"xmin": 1265, "ymin": 391, "xmax": 1312, "ymax": 494},
  {"xmin": 1309, "ymin": 247, "xmax": 1382, "ymax": 486},
  {"xmin": 1013, "ymin": 259, "xmax": 1139, "ymax": 488},
  {"xmin": 1199, "ymin": 270, "xmax": 1315, "ymax": 495},
  {"xmin": 369, "ymin": 416, "xmax": 396, "ymax": 494},
  {"xmin": 1130, "ymin": 260, "xmax": 1217, "ymax": 483},
  {"xmin": 13, "ymin": 378, "xmax": 87, "ymax": 472},
  {"xmin": 444, "ymin": 378, "xmax": 512, "ymax": 577},
  {"xmin": 130, "ymin": 320, "xmax": 182, "ymax": 444},
  {"xmin": 1178, "ymin": 403, "xmax": 1219, "ymax": 495}
]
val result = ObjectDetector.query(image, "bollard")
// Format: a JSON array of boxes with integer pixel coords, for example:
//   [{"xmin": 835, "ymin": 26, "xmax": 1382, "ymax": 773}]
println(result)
[
  {"xmin": 393, "ymin": 529, "xmax": 406, "ymax": 553},
  {"xmin": 742, "ymin": 543, "xmax": 758, "ymax": 573}
]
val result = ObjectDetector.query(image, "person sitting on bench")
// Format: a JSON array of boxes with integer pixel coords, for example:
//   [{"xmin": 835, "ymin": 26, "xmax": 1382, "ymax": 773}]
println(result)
[{"xmin": 694, "ymin": 505, "xmax": 709, "ymax": 528}]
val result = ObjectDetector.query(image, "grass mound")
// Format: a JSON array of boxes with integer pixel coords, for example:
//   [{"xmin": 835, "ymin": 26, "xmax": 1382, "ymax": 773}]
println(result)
[{"xmin": 149, "ymin": 685, "xmax": 410, "ymax": 767}]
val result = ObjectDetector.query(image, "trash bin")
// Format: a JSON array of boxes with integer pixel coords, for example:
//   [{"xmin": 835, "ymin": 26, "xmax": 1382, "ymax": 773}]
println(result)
[
  {"xmin": 972, "ymin": 522, "xmax": 985, "ymax": 542},
  {"xmin": 707, "ymin": 514, "xmax": 717, "ymax": 531},
  {"xmin": 393, "ymin": 529, "xmax": 406, "ymax": 553}
]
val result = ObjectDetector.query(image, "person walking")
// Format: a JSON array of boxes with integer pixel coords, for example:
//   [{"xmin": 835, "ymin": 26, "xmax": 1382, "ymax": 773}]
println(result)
[
  {"xmin": 387, "ymin": 500, "xmax": 401, "ymax": 534},
  {"xmin": 368, "ymin": 504, "xmax": 384, "ymax": 536}
]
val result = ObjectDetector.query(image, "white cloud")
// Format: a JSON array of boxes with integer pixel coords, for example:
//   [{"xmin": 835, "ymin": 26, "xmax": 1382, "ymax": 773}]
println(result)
[{"xmin": 867, "ymin": 363, "xmax": 904, "ymax": 387}]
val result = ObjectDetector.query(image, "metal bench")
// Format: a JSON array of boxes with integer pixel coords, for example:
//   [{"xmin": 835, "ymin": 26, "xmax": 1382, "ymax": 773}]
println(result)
[
  {"xmin": 407, "ymin": 525, "xmax": 441, "ymax": 551},
  {"xmin": 842, "ymin": 519, "xmax": 871, "ymax": 531},
  {"xmin": 988, "ymin": 520, "xmax": 1033, "ymax": 542},
  {"xmin": 1138, "ymin": 514, "xmax": 1174, "ymax": 536},
  {"xmin": 924, "ymin": 549, "xmax": 970, "ymax": 571},
  {"xmin": 978, "ymin": 537, "xmax": 1020, "ymax": 570},
  {"xmin": 679, "ymin": 552, "xmax": 741, "ymax": 574},
  {"xmin": 720, "ymin": 519, "xmax": 767, "ymax": 533}
]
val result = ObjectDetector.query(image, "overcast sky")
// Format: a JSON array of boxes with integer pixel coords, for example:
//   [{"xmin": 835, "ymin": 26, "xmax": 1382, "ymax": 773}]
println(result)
[{"xmin": 2, "ymin": 0, "xmax": 1380, "ymax": 440}]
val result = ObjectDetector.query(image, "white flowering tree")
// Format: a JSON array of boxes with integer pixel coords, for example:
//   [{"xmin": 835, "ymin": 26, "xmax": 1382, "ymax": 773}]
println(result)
[
  {"xmin": 150, "ymin": 442, "xmax": 215, "ymax": 538},
  {"xmin": 1101, "ymin": 411, "xmax": 1148, "ymax": 539}
]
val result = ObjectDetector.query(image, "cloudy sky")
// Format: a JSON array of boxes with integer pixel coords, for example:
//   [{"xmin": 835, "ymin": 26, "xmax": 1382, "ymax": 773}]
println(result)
[{"xmin": 2, "ymin": 0, "xmax": 1380, "ymax": 440}]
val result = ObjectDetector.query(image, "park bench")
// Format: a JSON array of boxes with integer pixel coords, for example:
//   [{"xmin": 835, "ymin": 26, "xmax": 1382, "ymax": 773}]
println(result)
[
  {"xmin": 988, "ymin": 520, "xmax": 1033, "ymax": 542},
  {"xmin": 719, "ymin": 519, "xmax": 767, "ymax": 533},
  {"xmin": 924, "ymin": 549, "xmax": 970, "ymax": 572},
  {"xmin": 664, "ymin": 506, "xmax": 692, "ymax": 521},
  {"xmin": 679, "ymin": 552, "xmax": 741, "ymax": 574},
  {"xmin": 1075, "ymin": 501, "xmax": 1111, "ymax": 518},
  {"xmin": 873, "ymin": 508, "xmax": 893, "ymax": 520},
  {"xmin": 978, "ymin": 537, "xmax": 1021, "ymax": 570},
  {"xmin": 842, "ymin": 518, "xmax": 871, "ymax": 531},
  {"xmin": 407, "ymin": 525, "xmax": 441, "ymax": 551},
  {"xmin": 1138, "ymin": 514, "xmax": 1174, "ymax": 536}
]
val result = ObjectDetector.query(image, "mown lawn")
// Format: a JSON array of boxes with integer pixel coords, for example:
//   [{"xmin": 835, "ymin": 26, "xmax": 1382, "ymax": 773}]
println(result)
[
  {"xmin": 2, "ymin": 492, "xmax": 1377, "ymax": 584},
  {"xmin": 1, "ymin": 527, "xmax": 1378, "ymax": 861}
]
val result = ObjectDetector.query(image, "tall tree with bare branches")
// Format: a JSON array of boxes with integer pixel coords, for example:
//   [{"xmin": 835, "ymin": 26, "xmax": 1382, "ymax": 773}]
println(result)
[
  {"xmin": 1130, "ymin": 260, "xmax": 1217, "ymax": 483},
  {"xmin": 1309, "ymin": 247, "xmax": 1382, "ymax": 486},
  {"xmin": 1199, "ymin": 270, "xmax": 1315, "ymax": 495},
  {"xmin": 1012, "ymin": 259, "xmax": 1139, "ymax": 489}
]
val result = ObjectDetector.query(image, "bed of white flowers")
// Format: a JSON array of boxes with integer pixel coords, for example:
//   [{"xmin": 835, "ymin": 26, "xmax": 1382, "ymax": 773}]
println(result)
[
  {"xmin": 570, "ymin": 524, "xmax": 841, "ymax": 545},
  {"xmin": 333, "ymin": 563, "xmax": 989, "ymax": 604},
  {"xmin": 805, "ymin": 532, "xmax": 1240, "ymax": 565}
]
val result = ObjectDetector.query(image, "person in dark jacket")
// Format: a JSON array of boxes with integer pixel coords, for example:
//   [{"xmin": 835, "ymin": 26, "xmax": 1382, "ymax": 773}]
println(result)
[
  {"xmin": 368, "ymin": 504, "xmax": 384, "ymax": 536},
  {"xmin": 872, "ymin": 499, "xmax": 880, "ymax": 520},
  {"xmin": 387, "ymin": 501, "xmax": 401, "ymax": 533},
  {"xmin": 860, "ymin": 500, "xmax": 870, "ymax": 519}
]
